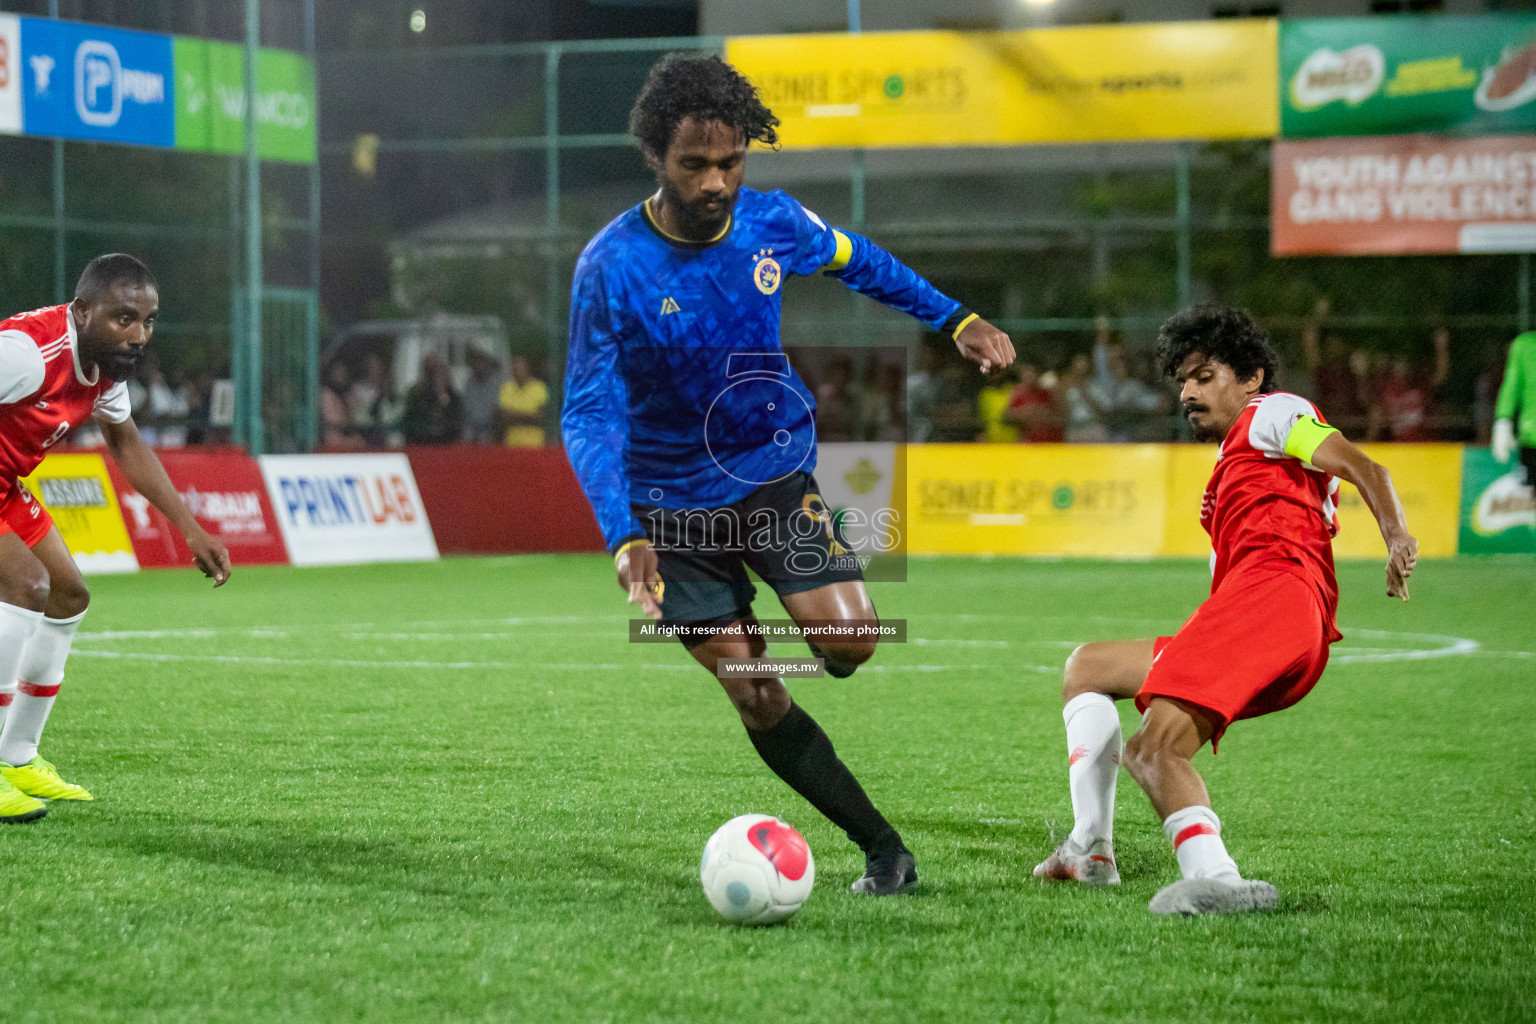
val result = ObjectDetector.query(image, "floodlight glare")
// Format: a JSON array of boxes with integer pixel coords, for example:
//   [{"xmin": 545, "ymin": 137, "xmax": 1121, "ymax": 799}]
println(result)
[{"xmin": 410, "ymin": 9, "xmax": 427, "ymax": 33}]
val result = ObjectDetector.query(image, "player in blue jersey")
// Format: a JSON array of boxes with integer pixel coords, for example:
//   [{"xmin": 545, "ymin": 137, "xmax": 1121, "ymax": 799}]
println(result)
[{"xmin": 562, "ymin": 55, "xmax": 1015, "ymax": 896}]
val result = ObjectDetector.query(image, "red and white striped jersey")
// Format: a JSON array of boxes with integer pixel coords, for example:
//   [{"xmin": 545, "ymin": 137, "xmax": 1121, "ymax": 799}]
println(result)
[
  {"xmin": 1203, "ymin": 391, "xmax": 1342, "ymax": 638},
  {"xmin": 0, "ymin": 304, "xmax": 130, "ymax": 481}
]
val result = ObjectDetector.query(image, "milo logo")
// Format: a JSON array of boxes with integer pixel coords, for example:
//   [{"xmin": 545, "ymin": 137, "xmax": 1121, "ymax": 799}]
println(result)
[
  {"xmin": 1292, "ymin": 45, "xmax": 1385, "ymax": 110},
  {"xmin": 1472, "ymin": 469, "xmax": 1536, "ymax": 536}
]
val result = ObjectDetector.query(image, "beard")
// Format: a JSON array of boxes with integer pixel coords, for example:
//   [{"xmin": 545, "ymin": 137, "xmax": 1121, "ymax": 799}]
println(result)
[
  {"xmin": 100, "ymin": 351, "xmax": 142, "ymax": 381},
  {"xmin": 1185, "ymin": 405, "xmax": 1218, "ymax": 441},
  {"xmin": 658, "ymin": 176, "xmax": 735, "ymax": 238}
]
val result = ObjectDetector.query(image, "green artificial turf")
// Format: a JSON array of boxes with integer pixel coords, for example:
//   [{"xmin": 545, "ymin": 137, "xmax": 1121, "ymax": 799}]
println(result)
[{"xmin": 0, "ymin": 555, "xmax": 1530, "ymax": 1023}]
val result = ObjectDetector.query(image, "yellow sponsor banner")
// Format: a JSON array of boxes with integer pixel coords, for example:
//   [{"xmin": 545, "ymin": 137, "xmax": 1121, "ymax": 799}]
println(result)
[
  {"xmin": 906, "ymin": 444, "xmax": 1169, "ymax": 557},
  {"xmin": 1333, "ymin": 444, "xmax": 1461, "ymax": 560},
  {"xmin": 908, "ymin": 443, "xmax": 1462, "ymax": 558},
  {"xmin": 726, "ymin": 20, "xmax": 1278, "ymax": 150},
  {"xmin": 20, "ymin": 453, "xmax": 139, "ymax": 573}
]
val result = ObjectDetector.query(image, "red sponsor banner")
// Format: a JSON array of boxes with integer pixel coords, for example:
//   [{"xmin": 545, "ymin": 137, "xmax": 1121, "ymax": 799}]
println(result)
[
  {"xmin": 406, "ymin": 446, "xmax": 604, "ymax": 555},
  {"xmin": 1273, "ymin": 133, "xmax": 1536, "ymax": 256},
  {"xmin": 106, "ymin": 448, "xmax": 290, "ymax": 568}
]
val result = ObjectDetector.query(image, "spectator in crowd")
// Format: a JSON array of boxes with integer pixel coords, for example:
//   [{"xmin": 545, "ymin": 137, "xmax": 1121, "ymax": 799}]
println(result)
[
  {"xmin": 1089, "ymin": 345, "xmax": 1167, "ymax": 441},
  {"xmin": 1005, "ymin": 363, "xmax": 1064, "ymax": 442},
  {"xmin": 185, "ymin": 370, "xmax": 212, "ymax": 445},
  {"xmin": 402, "ymin": 354, "xmax": 463, "ymax": 444},
  {"xmin": 498, "ymin": 355, "xmax": 548, "ymax": 446},
  {"xmin": 350, "ymin": 352, "xmax": 398, "ymax": 448},
  {"xmin": 462, "ymin": 351, "xmax": 504, "ymax": 443},
  {"xmin": 147, "ymin": 366, "xmax": 192, "ymax": 447},
  {"xmin": 320, "ymin": 360, "xmax": 362, "ymax": 449},
  {"xmin": 907, "ymin": 346, "xmax": 942, "ymax": 443},
  {"xmin": 1060, "ymin": 352, "xmax": 1110, "ymax": 442},
  {"xmin": 859, "ymin": 361, "xmax": 907, "ymax": 442},
  {"xmin": 1301, "ymin": 299, "xmax": 1369, "ymax": 438},
  {"xmin": 1368, "ymin": 327, "xmax": 1450, "ymax": 442},
  {"xmin": 814, "ymin": 357, "xmax": 857, "ymax": 442},
  {"xmin": 1473, "ymin": 347, "xmax": 1504, "ymax": 445},
  {"xmin": 977, "ymin": 366, "xmax": 1021, "ymax": 443},
  {"xmin": 931, "ymin": 361, "xmax": 980, "ymax": 442}
]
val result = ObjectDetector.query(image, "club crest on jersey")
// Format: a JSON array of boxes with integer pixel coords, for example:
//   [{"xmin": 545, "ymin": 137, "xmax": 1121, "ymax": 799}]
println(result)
[{"xmin": 752, "ymin": 249, "xmax": 781, "ymax": 295}]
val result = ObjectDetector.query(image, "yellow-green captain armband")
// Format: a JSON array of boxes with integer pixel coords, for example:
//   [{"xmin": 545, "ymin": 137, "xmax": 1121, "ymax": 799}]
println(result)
[
  {"xmin": 1282, "ymin": 415, "xmax": 1340, "ymax": 464},
  {"xmin": 822, "ymin": 230, "xmax": 854, "ymax": 272},
  {"xmin": 613, "ymin": 538, "xmax": 651, "ymax": 564}
]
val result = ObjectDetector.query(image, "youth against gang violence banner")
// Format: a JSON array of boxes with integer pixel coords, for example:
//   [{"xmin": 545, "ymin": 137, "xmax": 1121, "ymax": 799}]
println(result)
[
  {"xmin": 106, "ymin": 450, "xmax": 289, "ymax": 569},
  {"xmin": 1272, "ymin": 134, "xmax": 1536, "ymax": 255},
  {"xmin": 21, "ymin": 453, "xmax": 138, "ymax": 574},
  {"xmin": 1282, "ymin": 16, "xmax": 1536, "ymax": 140},
  {"xmin": 726, "ymin": 20, "xmax": 1277, "ymax": 150},
  {"xmin": 258, "ymin": 454, "xmax": 438, "ymax": 568}
]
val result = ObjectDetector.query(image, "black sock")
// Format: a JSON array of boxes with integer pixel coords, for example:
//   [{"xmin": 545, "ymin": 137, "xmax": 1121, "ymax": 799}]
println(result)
[{"xmin": 747, "ymin": 702, "xmax": 903, "ymax": 853}]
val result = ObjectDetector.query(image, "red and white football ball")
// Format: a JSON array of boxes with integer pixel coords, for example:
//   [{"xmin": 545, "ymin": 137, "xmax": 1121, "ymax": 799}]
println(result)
[{"xmin": 700, "ymin": 815, "xmax": 815, "ymax": 925}]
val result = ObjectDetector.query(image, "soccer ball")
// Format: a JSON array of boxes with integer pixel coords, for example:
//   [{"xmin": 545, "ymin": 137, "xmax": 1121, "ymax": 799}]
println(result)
[{"xmin": 700, "ymin": 815, "xmax": 815, "ymax": 925}]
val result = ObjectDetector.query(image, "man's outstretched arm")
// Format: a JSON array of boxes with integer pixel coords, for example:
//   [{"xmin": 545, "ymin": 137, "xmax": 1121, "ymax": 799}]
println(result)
[
  {"xmin": 821, "ymin": 229, "xmax": 1015, "ymax": 372},
  {"xmin": 1299, "ymin": 425, "xmax": 1417, "ymax": 600},
  {"xmin": 99, "ymin": 416, "xmax": 230, "ymax": 586}
]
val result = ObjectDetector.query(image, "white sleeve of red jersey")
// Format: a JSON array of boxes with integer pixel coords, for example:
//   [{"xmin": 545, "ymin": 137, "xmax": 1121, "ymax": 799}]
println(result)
[
  {"xmin": 1246, "ymin": 393, "xmax": 1318, "ymax": 460},
  {"xmin": 92, "ymin": 381, "xmax": 132, "ymax": 424},
  {"xmin": 0, "ymin": 331, "xmax": 47, "ymax": 405}
]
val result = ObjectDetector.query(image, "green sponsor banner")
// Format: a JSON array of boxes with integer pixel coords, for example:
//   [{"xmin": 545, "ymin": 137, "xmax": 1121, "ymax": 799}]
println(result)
[
  {"xmin": 1458, "ymin": 447, "xmax": 1535, "ymax": 554},
  {"xmin": 1282, "ymin": 16, "xmax": 1536, "ymax": 138},
  {"xmin": 174, "ymin": 37, "xmax": 316, "ymax": 163}
]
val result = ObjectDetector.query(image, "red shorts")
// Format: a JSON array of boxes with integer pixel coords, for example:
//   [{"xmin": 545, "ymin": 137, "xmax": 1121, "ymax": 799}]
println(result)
[
  {"xmin": 1136, "ymin": 563, "xmax": 1332, "ymax": 747},
  {"xmin": 0, "ymin": 480, "xmax": 54, "ymax": 548}
]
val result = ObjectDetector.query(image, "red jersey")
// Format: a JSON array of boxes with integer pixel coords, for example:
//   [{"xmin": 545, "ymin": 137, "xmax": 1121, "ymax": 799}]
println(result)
[
  {"xmin": 0, "ymin": 304, "xmax": 131, "ymax": 481},
  {"xmin": 1202, "ymin": 391, "xmax": 1342, "ymax": 640}
]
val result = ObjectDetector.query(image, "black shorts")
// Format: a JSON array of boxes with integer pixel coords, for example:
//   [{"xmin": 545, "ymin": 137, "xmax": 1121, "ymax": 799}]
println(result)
[{"xmin": 633, "ymin": 471, "xmax": 865, "ymax": 645}]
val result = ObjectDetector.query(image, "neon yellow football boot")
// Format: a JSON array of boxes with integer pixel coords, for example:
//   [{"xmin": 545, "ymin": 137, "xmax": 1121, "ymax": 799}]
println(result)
[
  {"xmin": 0, "ymin": 774, "xmax": 46, "ymax": 822},
  {"xmin": 1, "ymin": 756, "xmax": 93, "ymax": 802}
]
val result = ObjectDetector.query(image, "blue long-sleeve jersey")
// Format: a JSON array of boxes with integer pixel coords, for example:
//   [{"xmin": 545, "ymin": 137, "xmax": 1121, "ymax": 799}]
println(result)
[{"xmin": 562, "ymin": 186, "xmax": 969, "ymax": 552}]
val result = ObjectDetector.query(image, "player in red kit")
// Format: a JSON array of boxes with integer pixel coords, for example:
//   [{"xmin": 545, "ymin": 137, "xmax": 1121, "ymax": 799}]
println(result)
[
  {"xmin": 1033, "ymin": 305, "xmax": 1418, "ymax": 914},
  {"xmin": 0, "ymin": 254, "xmax": 231, "ymax": 823}
]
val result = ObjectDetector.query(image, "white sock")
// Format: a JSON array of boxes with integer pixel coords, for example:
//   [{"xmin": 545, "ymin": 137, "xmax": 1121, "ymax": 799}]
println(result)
[
  {"xmin": 0, "ymin": 610, "xmax": 84, "ymax": 766},
  {"xmin": 1063, "ymin": 692, "xmax": 1122, "ymax": 849},
  {"xmin": 0, "ymin": 602, "xmax": 44, "ymax": 738},
  {"xmin": 1164, "ymin": 805, "xmax": 1241, "ymax": 882}
]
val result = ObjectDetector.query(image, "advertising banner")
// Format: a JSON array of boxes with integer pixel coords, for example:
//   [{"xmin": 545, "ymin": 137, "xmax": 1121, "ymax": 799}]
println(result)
[
  {"xmin": 20, "ymin": 17, "xmax": 174, "ymax": 148},
  {"xmin": 173, "ymin": 38, "xmax": 316, "ymax": 163},
  {"xmin": 259, "ymin": 454, "xmax": 438, "ymax": 567},
  {"xmin": 1332, "ymin": 443, "xmax": 1462, "ymax": 559},
  {"xmin": 1281, "ymin": 16, "xmax": 1536, "ymax": 139},
  {"xmin": 812, "ymin": 442, "xmax": 902, "ymax": 558},
  {"xmin": 20, "ymin": 453, "xmax": 137, "ymax": 574},
  {"xmin": 1458, "ymin": 446, "xmax": 1535, "ymax": 553},
  {"xmin": 1273, "ymin": 134, "xmax": 1536, "ymax": 255},
  {"xmin": 0, "ymin": 15, "xmax": 21, "ymax": 135},
  {"xmin": 106, "ymin": 450, "xmax": 289, "ymax": 569},
  {"xmin": 906, "ymin": 444, "xmax": 1170, "ymax": 557},
  {"xmin": 726, "ymin": 20, "xmax": 1277, "ymax": 149}
]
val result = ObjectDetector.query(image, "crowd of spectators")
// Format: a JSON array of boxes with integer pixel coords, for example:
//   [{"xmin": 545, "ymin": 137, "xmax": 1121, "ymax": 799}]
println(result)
[{"xmin": 320, "ymin": 351, "xmax": 549, "ymax": 450}]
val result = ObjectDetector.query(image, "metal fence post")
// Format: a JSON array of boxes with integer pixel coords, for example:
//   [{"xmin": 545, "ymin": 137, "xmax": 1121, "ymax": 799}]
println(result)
[
  {"xmin": 544, "ymin": 45, "xmax": 563, "ymax": 429},
  {"xmin": 49, "ymin": 1, "xmax": 64, "ymax": 304},
  {"xmin": 244, "ymin": 0, "xmax": 265, "ymax": 455},
  {"xmin": 1176, "ymin": 142, "xmax": 1191, "ymax": 311}
]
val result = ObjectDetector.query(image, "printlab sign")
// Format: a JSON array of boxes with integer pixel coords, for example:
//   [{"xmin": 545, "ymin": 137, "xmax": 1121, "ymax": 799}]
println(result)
[{"xmin": 259, "ymin": 455, "xmax": 439, "ymax": 568}]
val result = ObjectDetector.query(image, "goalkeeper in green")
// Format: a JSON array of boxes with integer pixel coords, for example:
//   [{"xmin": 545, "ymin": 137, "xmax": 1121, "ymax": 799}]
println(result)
[{"xmin": 1492, "ymin": 331, "xmax": 1536, "ymax": 488}]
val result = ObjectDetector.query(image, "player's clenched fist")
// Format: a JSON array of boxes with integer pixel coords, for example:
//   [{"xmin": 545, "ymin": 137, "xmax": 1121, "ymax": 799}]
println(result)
[
  {"xmin": 955, "ymin": 316, "xmax": 1016, "ymax": 374},
  {"xmin": 1385, "ymin": 532, "xmax": 1417, "ymax": 601},
  {"xmin": 615, "ymin": 539, "xmax": 663, "ymax": 621}
]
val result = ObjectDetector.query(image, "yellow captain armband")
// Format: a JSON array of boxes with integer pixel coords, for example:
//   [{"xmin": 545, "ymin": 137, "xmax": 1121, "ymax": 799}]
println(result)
[
  {"xmin": 822, "ymin": 230, "xmax": 854, "ymax": 272},
  {"xmin": 951, "ymin": 312, "xmax": 980, "ymax": 341},
  {"xmin": 1282, "ymin": 415, "xmax": 1340, "ymax": 464},
  {"xmin": 613, "ymin": 538, "xmax": 651, "ymax": 564}
]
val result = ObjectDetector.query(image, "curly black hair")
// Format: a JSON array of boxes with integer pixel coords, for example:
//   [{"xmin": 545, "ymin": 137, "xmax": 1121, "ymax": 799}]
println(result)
[
  {"xmin": 1155, "ymin": 304, "xmax": 1279, "ymax": 393},
  {"xmin": 629, "ymin": 54, "xmax": 779, "ymax": 159}
]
